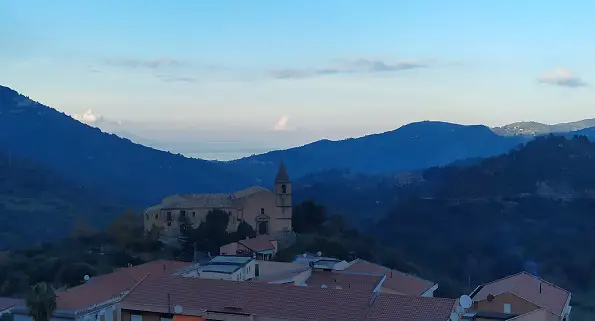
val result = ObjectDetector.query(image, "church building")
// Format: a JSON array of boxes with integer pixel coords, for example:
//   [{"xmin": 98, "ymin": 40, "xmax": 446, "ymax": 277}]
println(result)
[{"xmin": 144, "ymin": 163, "xmax": 293, "ymax": 240}]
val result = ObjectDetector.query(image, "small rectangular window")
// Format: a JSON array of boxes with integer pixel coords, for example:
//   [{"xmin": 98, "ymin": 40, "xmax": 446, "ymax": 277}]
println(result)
[
  {"xmin": 131, "ymin": 314, "xmax": 143, "ymax": 321},
  {"xmin": 504, "ymin": 303, "xmax": 512, "ymax": 313}
]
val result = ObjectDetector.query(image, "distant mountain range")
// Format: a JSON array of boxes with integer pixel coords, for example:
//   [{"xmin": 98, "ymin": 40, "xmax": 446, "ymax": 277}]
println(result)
[
  {"xmin": 1, "ymin": 84, "xmax": 594, "ymax": 207},
  {"xmin": 491, "ymin": 119, "xmax": 595, "ymax": 136}
]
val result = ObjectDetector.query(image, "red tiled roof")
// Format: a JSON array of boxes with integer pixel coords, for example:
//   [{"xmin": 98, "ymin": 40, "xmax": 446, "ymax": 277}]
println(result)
[
  {"xmin": 367, "ymin": 294, "xmax": 456, "ymax": 321},
  {"xmin": 122, "ymin": 275, "xmax": 455, "ymax": 321},
  {"xmin": 121, "ymin": 275, "xmax": 374, "ymax": 321},
  {"xmin": 304, "ymin": 270, "xmax": 385, "ymax": 293},
  {"xmin": 238, "ymin": 236, "xmax": 275, "ymax": 253},
  {"xmin": 0, "ymin": 297, "xmax": 22, "ymax": 311},
  {"xmin": 471, "ymin": 272, "xmax": 571, "ymax": 317},
  {"xmin": 345, "ymin": 259, "xmax": 436, "ymax": 295},
  {"xmin": 56, "ymin": 260, "xmax": 192, "ymax": 310}
]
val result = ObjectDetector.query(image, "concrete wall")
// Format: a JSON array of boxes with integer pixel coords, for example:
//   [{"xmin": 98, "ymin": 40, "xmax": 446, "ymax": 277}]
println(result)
[{"xmin": 475, "ymin": 292, "xmax": 539, "ymax": 316}]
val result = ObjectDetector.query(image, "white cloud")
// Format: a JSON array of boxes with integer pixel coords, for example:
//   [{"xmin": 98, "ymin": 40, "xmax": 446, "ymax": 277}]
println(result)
[
  {"xmin": 72, "ymin": 109, "xmax": 103, "ymax": 124},
  {"xmin": 274, "ymin": 115, "xmax": 289, "ymax": 131},
  {"xmin": 538, "ymin": 68, "xmax": 587, "ymax": 88}
]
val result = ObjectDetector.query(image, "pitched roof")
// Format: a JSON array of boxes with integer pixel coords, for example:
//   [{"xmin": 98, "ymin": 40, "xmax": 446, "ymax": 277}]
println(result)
[
  {"xmin": 366, "ymin": 294, "xmax": 456, "ymax": 321},
  {"xmin": 506, "ymin": 308, "xmax": 559, "ymax": 321},
  {"xmin": 345, "ymin": 259, "xmax": 436, "ymax": 296},
  {"xmin": 470, "ymin": 271, "xmax": 571, "ymax": 317},
  {"xmin": 121, "ymin": 275, "xmax": 373, "ymax": 321},
  {"xmin": 0, "ymin": 297, "xmax": 22, "ymax": 311},
  {"xmin": 232, "ymin": 186, "xmax": 270, "ymax": 199},
  {"xmin": 238, "ymin": 236, "xmax": 275, "ymax": 252},
  {"xmin": 304, "ymin": 270, "xmax": 385, "ymax": 292},
  {"xmin": 122, "ymin": 275, "xmax": 455, "ymax": 321},
  {"xmin": 162, "ymin": 193, "xmax": 233, "ymax": 209},
  {"xmin": 55, "ymin": 260, "xmax": 191, "ymax": 310},
  {"xmin": 275, "ymin": 162, "xmax": 290, "ymax": 183}
]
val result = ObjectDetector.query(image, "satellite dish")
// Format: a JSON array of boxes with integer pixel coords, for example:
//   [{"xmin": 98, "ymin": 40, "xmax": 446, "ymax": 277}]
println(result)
[
  {"xmin": 317, "ymin": 251, "xmax": 322, "ymax": 257},
  {"xmin": 459, "ymin": 295, "xmax": 472, "ymax": 309},
  {"xmin": 302, "ymin": 253, "xmax": 307, "ymax": 257},
  {"xmin": 98, "ymin": 311, "xmax": 105, "ymax": 316},
  {"xmin": 308, "ymin": 261, "xmax": 315, "ymax": 268},
  {"xmin": 83, "ymin": 275, "xmax": 90, "ymax": 281},
  {"xmin": 487, "ymin": 294, "xmax": 495, "ymax": 302},
  {"xmin": 174, "ymin": 305, "xmax": 183, "ymax": 314},
  {"xmin": 449, "ymin": 312, "xmax": 459, "ymax": 321}
]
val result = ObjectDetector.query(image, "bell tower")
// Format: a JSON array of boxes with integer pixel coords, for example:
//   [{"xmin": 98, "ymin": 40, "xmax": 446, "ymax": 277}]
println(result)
[{"xmin": 274, "ymin": 162, "xmax": 292, "ymax": 231}]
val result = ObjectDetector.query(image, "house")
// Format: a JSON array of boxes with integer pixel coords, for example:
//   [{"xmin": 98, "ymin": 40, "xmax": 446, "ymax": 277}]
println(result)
[
  {"xmin": 144, "ymin": 163, "xmax": 293, "ymax": 244},
  {"xmin": 219, "ymin": 235, "xmax": 278, "ymax": 260},
  {"xmin": 0, "ymin": 298, "xmax": 22, "ymax": 317},
  {"xmin": 174, "ymin": 256, "xmax": 256, "ymax": 281},
  {"xmin": 11, "ymin": 260, "xmax": 191, "ymax": 321},
  {"xmin": 469, "ymin": 271, "xmax": 572, "ymax": 321},
  {"xmin": 117, "ymin": 274, "xmax": 459, "ymax": 321}
]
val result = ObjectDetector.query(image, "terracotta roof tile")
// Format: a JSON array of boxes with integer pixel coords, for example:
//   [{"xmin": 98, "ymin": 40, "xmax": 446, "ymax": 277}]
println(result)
[
  {"xmin": 471, "ymin": 272, "xmax": 571, "ymax": 317},
  {"xmin": 0, "ymin": 297, "xmax": 22, "ymax": 311},
  {"xmin": 56, "ymin": 260, "xmax": 191, "ymax": 310},
  {"xmin": 122, "ymin": 275, "xmax": 373, "ymax": 321},
  {"xmin": 238, "ymin": 236, "xmax": 275, "ymax": 253},
  {"xmin": 305, "ymin": 270, "xmax": 384, "ymax": 292},
  {"xmin": 345, "ymin": 259, "xmax": 436, "ymax": 295},
  {"xmin": 367, "ymin": 295, "xmax": 456, "ymax": 321}
]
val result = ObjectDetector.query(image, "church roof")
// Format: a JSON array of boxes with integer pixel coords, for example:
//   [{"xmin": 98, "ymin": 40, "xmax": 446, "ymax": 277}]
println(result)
[
  {"xmin": 152, "ymin": 186, "xmax": 272, "ymax": 210},
  {"xmin": 275, "ymin": 162, "xmax": 291, "ymax": 183}
]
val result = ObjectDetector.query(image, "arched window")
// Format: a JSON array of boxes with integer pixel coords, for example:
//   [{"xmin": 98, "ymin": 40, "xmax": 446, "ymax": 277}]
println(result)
[
  {"xmin": 281, "ymin": 184, "xmax": 287, "ymax": 194},
  {"xmin": 145, "ymin": 213, "xmax": 149, "ymax": 220}
]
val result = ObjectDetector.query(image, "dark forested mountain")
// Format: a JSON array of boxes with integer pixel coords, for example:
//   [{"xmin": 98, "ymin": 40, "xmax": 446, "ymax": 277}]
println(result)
[
  {"xmin": 372, "ymin": 135, "xmax": 595, "ymax": 316},
  {"xmin": 0, "ymin": 85, "xmax": 255, "ymax": 205},
  {"xmin": 0, "ymin": 152, "xmax": 130, "ymax": 249},
  {"xmin": 233, "ymin": 121, "xmax": 527, "ymax": 179},
  {"xmin": 492, "ymin": 118, "xmax": 595, "ymax": 136}
]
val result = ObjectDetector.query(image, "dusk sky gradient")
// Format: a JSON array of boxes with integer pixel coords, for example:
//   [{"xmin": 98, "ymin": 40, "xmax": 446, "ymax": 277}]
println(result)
[{"xmin": 1, "ymin": 0, "xmax": 593, "ymax": 159}]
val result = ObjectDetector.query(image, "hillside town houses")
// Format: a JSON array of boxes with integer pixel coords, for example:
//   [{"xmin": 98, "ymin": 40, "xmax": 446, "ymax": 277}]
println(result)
[
  {"xmin": 2, "ymin": 253, "xmax": 572, "ymax": 321},
  {"xmin": 1, "ymin": 164, "xmax": 574, "ymax": 321}
]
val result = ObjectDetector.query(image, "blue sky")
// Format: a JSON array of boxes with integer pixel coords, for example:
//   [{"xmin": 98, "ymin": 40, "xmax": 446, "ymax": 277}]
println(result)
[{"xmin": 1, "ymin": 0, "xmax": 594, "ymax": 159}]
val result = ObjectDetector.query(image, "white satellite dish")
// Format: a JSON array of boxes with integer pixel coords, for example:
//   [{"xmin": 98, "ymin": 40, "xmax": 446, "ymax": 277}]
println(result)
[
  {"xmin": 174, "ymin": 305, "xmax": 183, "ymax": 314},
  {"xmin": 449, "ymin": 312, "xmax": 459, "ymax": 321},
  {"xmin": 302, "ymin": 253, "xmax": 307, "ymax": 257},
  {"xmin": 316, "ymin": 251, "xmax": 322, "ymax": 257},
  {"xmin": 459, "ymin": 295, "xmax": 472, "ymax": 309},
  {"xmin": 83, "ymin": 275, "xmax": 90, "ymax": 281}
]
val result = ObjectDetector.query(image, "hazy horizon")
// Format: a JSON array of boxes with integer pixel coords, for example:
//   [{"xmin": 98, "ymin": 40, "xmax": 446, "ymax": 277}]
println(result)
[{"xmin": 1, "ymin": 0, "xmax": 593, "ymax": 159}]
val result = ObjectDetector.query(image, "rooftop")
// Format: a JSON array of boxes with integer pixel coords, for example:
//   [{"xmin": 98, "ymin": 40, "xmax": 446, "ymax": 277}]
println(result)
[
  {"xmin": 38, "ymin": 260, "xmax": 190, "ymax": 312},
  {"xmin": 470, "ymin": 271, "xmax": 571, "ymax": 317},
  {"xmin": 0, "ymin": 297, "xmax": 22, "ymax": 311},
  {"xmin": 304, "ymin": 270, "xmax": 385, "ymax": 292},
  {"xmin": 150, "ymin": 186, "xmax": 272, "ymax": 211},
  {"xmin": 121, "ymin": 275, "xmax": 456, "ymax": 321},
  {"xmin": 344, "ymin": 259, "xmax": 437, "ymax": 296},
  {"xmin": 196, "ymin": 256, "xmax": 253, "ymax": 274}
]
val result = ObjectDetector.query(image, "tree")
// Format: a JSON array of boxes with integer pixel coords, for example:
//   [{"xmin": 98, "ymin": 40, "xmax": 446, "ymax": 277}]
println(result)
[
  {"xmin": 26, "ymin": 283, "xmax": 57, "ymax": 321},
  {"xmin": 195, "ymin": 209, "xmax": 231, "ymax": 255},
  {"xmin": 292, "ymin": 200, "xmax": 328, "ymax": 233},
  {"xmin": 232, "ymin": 221, "xmax": 257, "ymax": 241},
  {"xmin": 178, "ymin": 214, "xmax": 194, "ymax": 250}
]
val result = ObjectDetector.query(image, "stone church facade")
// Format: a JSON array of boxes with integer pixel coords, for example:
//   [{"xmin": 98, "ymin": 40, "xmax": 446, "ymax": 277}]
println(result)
[{"xmin": 144, "ymin": 163, "xmax": 293, "ymax": 240}]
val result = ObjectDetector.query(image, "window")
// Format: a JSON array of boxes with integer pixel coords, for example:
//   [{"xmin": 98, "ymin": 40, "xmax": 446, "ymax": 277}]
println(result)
[
  {"xmin": 167, "ymin": 212, "xmax": 172, "ymax": 221},
  {"xmin": 145, "ymin": 214, "xmax": 149, "ymax": 220},
  {"xmin": 155, "ymin": 213, "xmax": 159, "ymax": 219},
  {"xmin": 193, "ymin": 211, "xmax": 196, "ymax": 218},
  {"xmin": 504, "ymin": 303, "xmax": 512, "ymax": 313},
  {"xmin": 180, "ymin": 210, "xmax": 186, "ymax": 220},
  {"xmin": 260, "ymin": 208, "xmax": 265, "ymax": 215},
  {"xmin": 131, "ymin": 314, "xmax": 143, "ymax": 321},
  {"xmin": 281, "ymin": 184, "xmax": 287, "ymax": 194}
]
